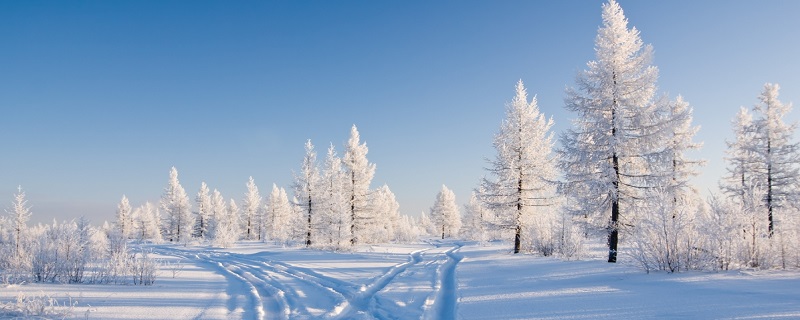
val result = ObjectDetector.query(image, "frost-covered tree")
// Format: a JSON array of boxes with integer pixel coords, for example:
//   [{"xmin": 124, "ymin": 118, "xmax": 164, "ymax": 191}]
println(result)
[
  {"xmin": 419, "ymin": 211, "xmax": 434, "ymax": 237},
  {"xmin": 193, "ymin": 182, "xmax": 212, "ymax": 239},
  {"xmin": 9, "ymin": 186, "xmax": 31, "ymax": 258},
  {"xmin": 115, "ymin": 195, "xmax": 133, "ymax": 239},
  {"xmin": 160, "ymin": 167, "xmax": 193, "ymax": 243},
  {"xmin": 430, "ymin": 185, "xmax": 461, "ymax": 239},
  {"xmin": 316, "ymin": 144, "xmax": 349, "ymax": 248},
  {"xmin": 372, "ymin": 184, "xmax": 401, "ymax": 243},
  {"xmin": 721, "ymin": 107, "xmax": 758, "ymax": 202},
  {"xmin": 559, "ymin": 0, "xmax": 668, "ymax": 263},
  {"xmin": 461, "ymin": 193, "xmax": 488, "ymax": 242},
  {"xmin": 242, "ymin": 177, "xmax": 263, "ymax": 240},
  {"xmin": 344, "ymin": 125, "xmax": 376, "ymax": 245},
  {"xmin": 266, "ymin": 185, "xmax": 293, "ymax": 244},
  {"xmin": 135, "ymin": 202, "xmax": 161, "ymax": 243},
  {"xmin": 662, "ymin": 96, "xmax": 704, "ymax": 207},
  {"xmin": 481, "ymin": 80, "xmax": 559, "ymax": 254},
  {"xmin": 749, "ymin": 84, "xmax": 799, "ymax": 236},
  {"xmin": 217, "ymin": 199, "xmax": 240, "ymax": 247},
  {"xmin": 294, "ymin": 140, "xmax": 321, "ymax": 247},
  {"xmin": 209, "ymin": 189, "xmax": 237, "ymax": 247}
]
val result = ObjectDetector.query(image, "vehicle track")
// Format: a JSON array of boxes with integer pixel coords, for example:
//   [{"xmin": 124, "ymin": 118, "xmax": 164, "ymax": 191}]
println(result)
[
  {"xmin": 154, "ymin": 244, "xmax": 462, "ymax": 320},
  {"xmin": 421, "ymin": 244, "xmax": 464, "ymax": 320}
]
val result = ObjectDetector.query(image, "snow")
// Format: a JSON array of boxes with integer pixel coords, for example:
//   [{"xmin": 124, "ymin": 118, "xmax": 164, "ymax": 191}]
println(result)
[{"xmin": 2, "ymin": 241, "xmax": 799, "ymax": 319}]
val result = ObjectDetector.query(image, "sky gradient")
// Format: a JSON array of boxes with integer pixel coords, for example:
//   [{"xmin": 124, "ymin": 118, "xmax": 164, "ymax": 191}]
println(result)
[{"xmin": 2, "ymin": 1, "xmax": 799, "ymax": 224}]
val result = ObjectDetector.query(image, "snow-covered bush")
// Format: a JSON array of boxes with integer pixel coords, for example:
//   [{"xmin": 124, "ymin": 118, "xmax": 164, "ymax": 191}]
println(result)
[{"xmin": 0, "ymin": 292, "xmax": 76, "ymax": 319}]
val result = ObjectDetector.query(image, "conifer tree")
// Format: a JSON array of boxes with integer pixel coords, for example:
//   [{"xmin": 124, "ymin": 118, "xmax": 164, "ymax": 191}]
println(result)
[
  {"xmin": 344, "ymin": 125, "xmax": 376, "ymax": 245},
  {"xmin": 294, "ymin": 140, "xmax": 321, "ymax": 247},
  {"xmin": 115, "ymin": 195, "xmax": 132, "ymax": 239},
  {"xmin": 559, "ymin": 0, "xmax": 668, "ymax": 262},
  {"xmin": 721, "ymin": 107, "xmax": 757, "ymax": 202},
  {"xmin": 481, "ymin": 80, "xmax": 558, "ymax": 254},
  {"xmin": 748, "ymin": 84, "xmax": 798, "ymax": 236},
  {"xmin": 318, "ymin": 144, "xmax": 349, "ymax": 247},
  {"xmin": 8, "ymin": 186, "xmax": 31, "ymax": 258},
  {"xmin": 430, "ymin": 185, "xmax": 461, "ymax": 239},
  {"xmin": 160, "ymin": 167, "xmax": 192, "ymax": 243},
  {"xmin": 194, "ymin": 182, "xmax": 212, "ymax": 239},
  {"xmin": 242, "ymin": 177, "xmax": 262, "ymax": 240},
  {"xmin": 266, "ymin": 185, "xmax": 293, "ymax": 244}
]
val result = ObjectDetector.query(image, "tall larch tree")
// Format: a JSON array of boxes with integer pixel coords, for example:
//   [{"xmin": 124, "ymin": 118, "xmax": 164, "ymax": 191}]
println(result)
[
  {"xmin": 194, "ymin": 182, "xmax": 212, "ymax": 239},
  {"xmin": 430, "ymin": 185, "xmax": 461, "ymax": 239},
  {"xmin": 372, "ymin": 184, "xmax": 401, "ymax": 243},
  {"xmin": 344, "ymin": 125, "xmax": 376, "ymax": 245},
  {"xmin": 663, "ymin": 96, "xmax": 704, "ymax": 206},
  {"xmin": 115, "ymin": 195, "xmax": 132, "ymax": 239},
  {"xmin": 267, "ymin": 185, "xmax": 293, "ymax": 244},
  {"xmin": 207, "ymin": 189, "xmax": 225, "ymax": 241},
  {"xmin": 462, "ymin": 192, "xmax": 489, "ymax": 242},
  {"xmin": 318, "ymin": 144, "xmax": 349, "ymax": 247},
  {"xmin": 242, "ymin": 177, "xmax": 262, "ymax": 240},
  {"xmin": 749, "ymin": 83, "xmax": 799, "ymax": 236},
  {"xmin": 559, "ymin": 0, "xmax": 666, "ymax": 263},
  {"xmin": 160, "ymin": 167, "xmax": 192, "ymax": 243},
  {"xmin": 481, "ymin": 80, "xmax": 558, "ymax": 254},
  {"xmin": 721, "ymin": 107, "xmax": 757, "ymax": 203},
  {"xmin": 8, "ymin": 186, "xmax": 31, "ymax": 258},
  {"xmin": 294, "ymin": 140, "xmax": 321, "ymax": 247}
]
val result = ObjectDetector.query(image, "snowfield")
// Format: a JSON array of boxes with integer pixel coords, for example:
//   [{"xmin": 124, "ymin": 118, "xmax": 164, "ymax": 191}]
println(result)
[{"xmin": 2, "ymin": 240, "xmax": 799, "ymax": 319}]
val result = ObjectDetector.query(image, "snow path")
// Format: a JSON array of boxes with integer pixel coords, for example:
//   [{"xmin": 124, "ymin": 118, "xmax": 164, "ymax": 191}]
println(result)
[
  {"xmin": 420, "ymin": 243, "xmax": 463, "ymax": 320},
  {"xmin": 329, "ymin": 249, "xmax": 428, "ymax": 319},
  {"xmin": 155, "ymin": 245, "xmax": 443, "ymax": 319},
  {"xmin": 4, "ymin": 241, "xmax": 800, "ymax": 319},
  {"xmin": 152, "ymin": 247, "xmax": 288, "ymax": 320}
]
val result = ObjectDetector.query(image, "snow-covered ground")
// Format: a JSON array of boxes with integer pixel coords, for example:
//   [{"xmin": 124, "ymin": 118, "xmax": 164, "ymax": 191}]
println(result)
[{"xmin": 2, "ymin": 240, "xmax": 799, "ymax": 319}]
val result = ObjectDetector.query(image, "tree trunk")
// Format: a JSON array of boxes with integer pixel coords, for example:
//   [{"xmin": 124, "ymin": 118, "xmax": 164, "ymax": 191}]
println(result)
[
  {"xmin": 767, "ymin": 138, "xmax": 774, "ymax": 237},
  {"xmin": 350, "ymin": 171, "xmax": 357, "ymax": 245},
  {"xmin": 608, "ymin": 154, "xmax": 619, "ymax": 263},
  {"xmin": 306, "ymin": 195, "xmax": 312, "ymax": 247}
]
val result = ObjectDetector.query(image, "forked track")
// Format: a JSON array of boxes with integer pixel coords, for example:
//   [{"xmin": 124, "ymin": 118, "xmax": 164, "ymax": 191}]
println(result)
[{"xmin": 154, "ymin": 246, "xmax": 442, "ymax": 319}]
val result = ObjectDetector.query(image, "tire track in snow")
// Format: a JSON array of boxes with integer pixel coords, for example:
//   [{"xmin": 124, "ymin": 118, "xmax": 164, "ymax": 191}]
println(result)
[
  {"xmin": 153, "ymin": 247, "xmax": 289, "ymax": 320},
  {"xmin": 422, "ymin": 245, "xmax": 463, "ymax": 320},
  {"xmin": 229, "ymin": 255, "xmax": 344, "ymax": 318},
  {"xmin": 329, "ymin": 249, "xmax": 427, "ymax": 319}
]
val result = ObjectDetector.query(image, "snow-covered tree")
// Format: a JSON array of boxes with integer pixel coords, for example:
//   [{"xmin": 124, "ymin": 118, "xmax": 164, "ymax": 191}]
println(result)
[
  {"xmin": 9, "ymin": 186, "xmax": 31, "ymax": 258},
  {"xmin": 662, "ymin": 96, "xmax": 704, "ymax": 207},
  {"xmin": 430, "ymin": 185, "xmax": 461, "ymax": 239},
  {"xmin": 160, "ymin": 167, "xmax": 193, "ymax": 243},
  {"xmin": 481, "ymin": 80, "xmax": 559, "ymax": 254},
  {"xmin": 115, "ymin": 195, "xmax": 133, "ymax": 239},
  {"xmin": 193, "ymin": 182, "xmax": 212, "ymax": 240},
  {"xmin": 749, "ymin": 84, "xmax": 799, "ymax": 236},
  {"xmin": 209, "ymin": 189, "xmax": 237, "ymax": 247},
  {"xmin": 266, "ymin": 185, "xmax": 293, "ymax": 244},
  {"xmin": 419, "ymin": 210, "xmax": 434, "ymax": 237},
  {"xmin": 219, "ymin": 199, "xmax": 240, "ymax": 247},
  {"xmin": 294, "ymin": 140, "xmax": 321, "ymax": 247},
  {"xmin": 394, "ymin": 215, "xmax": 419, "ymax": 243},
  {"xmin": 721, "ymin": 107, "xmax": 758, "ymax": 203},
  {"xmin": 316, "ymin": 144, "xmax": 349, "ymax": 248},
  {"xmin": 372, "ymin": 184, "xmax": 401, "ymax": 243},
  {"xmin": 135, "ymin": 202, "xmax": 161, "ymax": 243},
  {"xmin": 461, "ymin": 193, "xmax": 487, "ymax": 242},
  {"xmin": 344, "ymin": 125, "xmax": 376, "ymax": 245},
  {"xmin": 559, "ymin": 0, "xmax": 668, "ymax": 263},
  {"xmin": 242, "ymin": 177, "xmax": 263, "ymax": 240}
]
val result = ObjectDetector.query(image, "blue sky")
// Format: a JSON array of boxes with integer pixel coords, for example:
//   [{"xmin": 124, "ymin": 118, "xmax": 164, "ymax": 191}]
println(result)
[{"xmin": 2, "ymin": 1, "xmax": 799, "ymax": 224}]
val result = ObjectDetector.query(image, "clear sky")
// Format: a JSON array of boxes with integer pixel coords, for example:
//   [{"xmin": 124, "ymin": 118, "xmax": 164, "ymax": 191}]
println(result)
[{"xmin": 2, "ymin": 1, "xmax": 799, "ymax": 225}]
